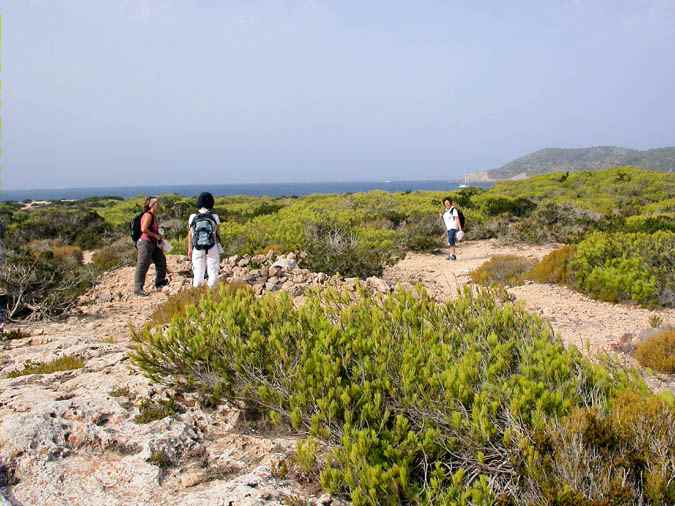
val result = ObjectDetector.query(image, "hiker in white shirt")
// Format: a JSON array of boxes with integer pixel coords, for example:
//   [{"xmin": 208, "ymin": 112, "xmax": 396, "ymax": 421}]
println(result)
[
  {"xmin": 187, "ymin": 192, "xmax": 222, "ymax": 288},
  {"xmin": 440, "ymin": 197, "xmax": 463, "ymax": 261}
]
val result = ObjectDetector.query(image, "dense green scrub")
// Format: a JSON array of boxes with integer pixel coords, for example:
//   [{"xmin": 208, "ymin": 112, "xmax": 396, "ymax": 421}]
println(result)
[
  {"xmin": 96, "ymin": 166, "xmax": 673, "ymax": 250},
  {"xmin": 8, "ymin": 167, "xmax": 673, "ymax": 254},
  {"xmin": 571, "ymin": 231, "xmax": 675, "ymax": 307},
  {"xmin": 0, "ymin": 245, "xmax": 99, "ymax": 319},
  {"xmin": 0, "ymin": 202, "xmax": 117, "ymax": 318},
  {"xmin": 473, "ymin": 231, "xmax": 675, "ymax": 307},
  {"xmin": 132, "ymin": 286, "xmax": 675, "ymax": 504},
  {"xmin": 2, "ymin": 167, "xmax": 673, "ymax": 317}
]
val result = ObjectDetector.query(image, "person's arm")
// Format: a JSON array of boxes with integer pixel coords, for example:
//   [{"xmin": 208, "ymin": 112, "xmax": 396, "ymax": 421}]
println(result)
[
  {"xmin": 214, "ymin": 214, "xmax": 222, "ymax": 244},
  {"xmin": 141, "ymin": 213, "xmax": 161, "ymax": 241},
  {"xmin": 453, "ymin": 209, "xmax": 462, "ymax": 231},
  {"xmin": 187, "ymin": 228, "xmax": 193, "ymax": 259},
  {"xmin": 187, "ymin": 216, "xmax": 193, "ymax": 259}
]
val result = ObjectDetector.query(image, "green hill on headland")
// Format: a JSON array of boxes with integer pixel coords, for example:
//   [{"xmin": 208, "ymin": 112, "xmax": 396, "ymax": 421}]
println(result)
[{"xmin": 481, "ymin": 146, "xmax": 675, "ymax": 180}]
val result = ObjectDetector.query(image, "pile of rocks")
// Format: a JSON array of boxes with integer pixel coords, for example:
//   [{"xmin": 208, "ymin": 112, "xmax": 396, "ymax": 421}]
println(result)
[
  {"xmin": 216, "ymin": 252, "xmax": 394, "ymax": 297},
  {"xmin": 82, "ymin": 252, "xmax": 397, "ymax": 307}
]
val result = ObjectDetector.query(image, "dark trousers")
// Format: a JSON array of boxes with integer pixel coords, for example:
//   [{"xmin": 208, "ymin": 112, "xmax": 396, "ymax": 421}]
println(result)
[{"xmin": 134, "ymin": 240, "xmax": 167, "ymax": 292}]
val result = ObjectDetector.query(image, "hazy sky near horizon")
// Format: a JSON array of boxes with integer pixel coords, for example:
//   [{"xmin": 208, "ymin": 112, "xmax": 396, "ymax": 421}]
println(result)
[{"xmin": 3, "ymin": 1, "xmax": 675, "ymax": 190}]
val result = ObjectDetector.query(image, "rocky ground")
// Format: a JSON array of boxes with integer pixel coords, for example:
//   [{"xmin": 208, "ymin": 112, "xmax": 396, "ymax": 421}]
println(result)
[
  {"xmin": 1, "ymin": 254, "xmax": 348, "ymax": 506},
  {"xmin": 2, "ymin": 241, "xmax": 674, "ymax": 505}
]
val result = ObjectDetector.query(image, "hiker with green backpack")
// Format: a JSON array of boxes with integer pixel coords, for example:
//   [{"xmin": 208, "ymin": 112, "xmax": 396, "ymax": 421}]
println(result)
[{"xmin": 187, "ymin": 192, "xmax": 222, "ymax": 288}]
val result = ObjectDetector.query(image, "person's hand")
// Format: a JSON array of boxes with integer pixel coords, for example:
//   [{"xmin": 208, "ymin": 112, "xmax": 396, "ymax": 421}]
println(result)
[{"xmin": 187, "ymin": 250, "xmax": 192, "ymax": 261}]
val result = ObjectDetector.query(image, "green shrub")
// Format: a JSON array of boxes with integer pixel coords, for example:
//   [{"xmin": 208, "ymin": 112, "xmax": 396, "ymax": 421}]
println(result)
[
  {"xmin": 91, "ymin": 237, "xmax": 137, "ymax": 271},
  {"xmin": 470, "ymin": 255, "xmax": 537, "ymax": 286},
  {"xmin": 6, "ymin": 355, "xmax": 85, "ymax": 378},
  {"xmin": 571, "ymin": 231, "xmax": 675, "ymax": 307},
  {"xmin": 624, "ymin": 213, "xmax": 675, "ymax": 233},
  {"xmin": 634, "ymin": 330, "xmax": 675, "ymax": 374},
  {"xmin": 475, "ymin": 195, "xmax": 536, "ymax": 217},
  {"xmin": 132, "ymin": 286, "xmax": 653, "ymax": 504},
  {"xmin": 8, "ymin": 206, "xmax": 110, "ymax": 249},
  {"xmin": 145, "ymin": 283, "xmax": 251, "ymax": 329},
  {"xmin": 539, "ymin": 391, "xmax": 675, "ymax": 504},
  {"xmin": 489, "ymin": 167, "xmax": 675, "ymax": 214},
  {"xmin": 0, "ymin": 247, "xmax": 99, "ymax": 319},
  {"xmin": 527, "ymin": 245, "xmax": 576, "ymax": 284},
  {"xmin": 302, "ymin": 223, "xmax": 402, "ymax": 278},
  {"xmin": 292, "ymin": 437, "xmax": 321, "ymax": 480},
  {"xmin": 87, "ymin": 168, "xmax": 673, "ymax": 255},
  {"xmin": 507, "ymin": 202, "xmax": 604, "ymax": 243},
  {"xmin": 399, "ymin": 214, "xmax": 444, "ymax": 251},
  {"xmin": 451, "ymin": 186, "xmax": 485, "ymax": 208}
]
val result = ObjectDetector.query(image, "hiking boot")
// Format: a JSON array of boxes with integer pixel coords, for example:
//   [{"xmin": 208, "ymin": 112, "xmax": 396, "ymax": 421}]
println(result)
[
  {"xmin": 155, "ymin": 279, "xmax": 169, "ymax": 289},
  {"xmin": 134, "ymin": 289, "xmax": 149, "ymax": 297},
  {"xmin": 448, "ymin": 254, "xmax": 457, "ymax": 261}
]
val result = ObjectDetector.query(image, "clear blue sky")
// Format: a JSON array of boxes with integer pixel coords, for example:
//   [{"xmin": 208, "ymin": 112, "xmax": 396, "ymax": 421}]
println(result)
[{"xmin": 3, "ymin": 1, "xmax": 675, "ymax": 190}]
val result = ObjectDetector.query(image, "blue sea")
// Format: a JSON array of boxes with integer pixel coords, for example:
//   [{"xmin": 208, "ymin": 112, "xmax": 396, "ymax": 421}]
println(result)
[{"xmin": 1, "ymin": 180, "xmax": 490, "ymax": 202}]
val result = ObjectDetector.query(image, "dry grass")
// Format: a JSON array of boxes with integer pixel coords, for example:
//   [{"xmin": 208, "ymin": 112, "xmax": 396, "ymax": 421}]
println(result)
[
  {"xmin": 134, "ymin": 398, "xmax": 185, "ymax": 424},
  {"xmin": 634, "ymin": 329, "xmax": 675, "ymax": 374},
  {"xmin": 109, "ymin": 386, "xmax": 131, "ymax": 398},
  {"xmin": 147, "ymin": 450, "xmax": 173, "ymax": 469},
  {"xmin": 6, "ymin": 355, "xmax": 85, "ymax": 378},
  {"xmin": 0, "ymin": 329, "xmax": 31, "ymax": 341},
  {"xmin": 526, "ymin": 245, "xmax": 576, "ymax": 284},
  {"xmin": 470, "ymin": 255, "xmax": 537, "ymax": 287}
]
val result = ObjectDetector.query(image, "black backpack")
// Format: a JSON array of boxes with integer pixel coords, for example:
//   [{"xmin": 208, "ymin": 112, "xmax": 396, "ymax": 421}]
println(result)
[
  {"xmin": 451, "ymin": 207, "xmax": 466, "ymax": 229},
  {"xmin": 191, "ymin": 212, "xmax": 217, "ymax": 250},
  {"xmin": 130, "ymin": 212, "xmax": 151, "ymax": 245},
  {"xmin": 130, "ymin": 213, "xmax": 143, "ymax": 244}
]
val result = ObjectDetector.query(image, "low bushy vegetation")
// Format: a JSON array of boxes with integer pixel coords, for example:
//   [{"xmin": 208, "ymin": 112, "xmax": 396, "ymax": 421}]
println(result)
[
  {"xmin": 470, "ymin": 255, "xmax": 537, "ymax": 286},
  {"xmin": 91, "ymin": 237, "xmax": 137, "ymax": 271},
  {"xmin": 0, "ymin": 247, "xmax": 99, "ymax": 319},
  {"xmin": 145, "ymin": 283, "xmax": 250, "ymax": 328},
  {"xmin": 6, "ymin": 355, "xmax": 85, "ymax": 378},
  {"xmin": 488, "ymin": 167, "xmax": 674, "ymax": 214},
  {"xmin": 523, "ymin": 231, "xmax": 675, "ymax": 308},
  {"xmin": 634, "ymin": 329, "xmax": 675, "ymax": 374},
  {"xmin": 145, "ymin": 286, "xmax": 210, "ymax": 328},
  {"xmin": 571, "ymin": 231, "xmax": 674, "ymax": 307},
  {"xmin": 7, "ymin": 205, "xmax": 111, "ymax": 249},
  {"xmin": 302, "ymin": 223, "xmax": 402, "ymax": 278},
  {"xmin": 527, "ymin": 245, "xmax": 576, "ymax": 285},
  {"xmin": 3, "ymin": 167, "xmax": 672, "ymax": 321},
  {"xmin": 131, "ymin": 286, "xmax": 674, "ymax": 504},
  {"xmin": 134, "ymin": 398, "xmax": 185, "ymax": 424}
]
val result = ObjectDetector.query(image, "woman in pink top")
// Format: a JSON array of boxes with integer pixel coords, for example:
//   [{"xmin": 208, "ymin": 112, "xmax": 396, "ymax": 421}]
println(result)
[{"xmin": 134, "ymin": 196, "xmax": 168, "ymax": 296}]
